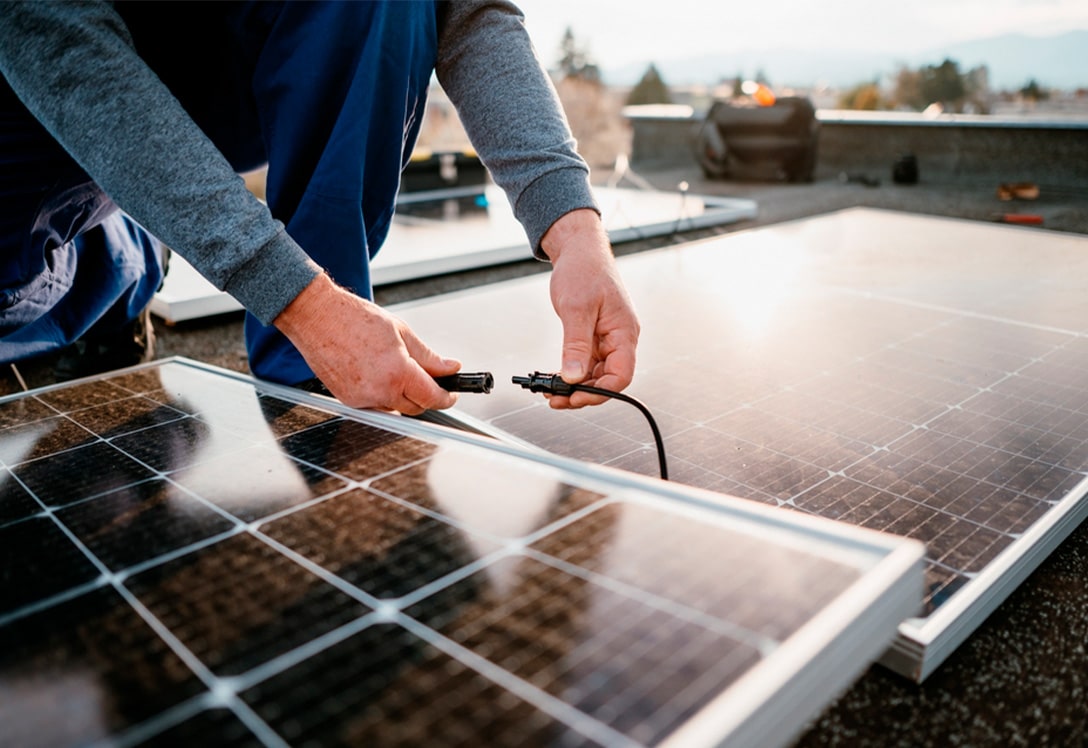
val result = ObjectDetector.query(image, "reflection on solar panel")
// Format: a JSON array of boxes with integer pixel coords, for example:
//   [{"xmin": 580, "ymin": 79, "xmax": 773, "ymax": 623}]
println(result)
[
  {"xmin": 0, "ymin": 359, "xmax": 920, "ymax": 747},
  {"xmin": 393, "ymin": 207, "xmax": 1088, "ymax": 681}
]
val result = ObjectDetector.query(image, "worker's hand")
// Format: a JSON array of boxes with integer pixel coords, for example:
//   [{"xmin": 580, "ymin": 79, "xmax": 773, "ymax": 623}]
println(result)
[
  {"xmin": 273, "ymin": 274, "xmax": 460, "ymax": 414},
  {"xmin": 541, "ymin": 209, "xmax": 640, "ymax": 409}
]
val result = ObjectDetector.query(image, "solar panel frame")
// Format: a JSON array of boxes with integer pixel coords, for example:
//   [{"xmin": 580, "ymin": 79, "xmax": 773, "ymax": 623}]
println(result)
[
  {"xmin": 0, "ymin": 357, "xmax": 922, "ymax": 748},
  {"xmin": 391, "ymin": 207, "xmax": 1088, "ymax": 682}
]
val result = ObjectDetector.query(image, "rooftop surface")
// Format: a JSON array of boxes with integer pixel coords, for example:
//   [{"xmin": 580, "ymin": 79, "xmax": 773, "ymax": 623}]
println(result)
[{"xmin": 4, "ymin": 165, "xmax": 1087, "ymax": 746}]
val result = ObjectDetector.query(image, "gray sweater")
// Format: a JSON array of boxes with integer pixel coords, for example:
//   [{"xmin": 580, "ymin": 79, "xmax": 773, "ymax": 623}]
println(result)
[{"xmin": 0, "ymin": 0, "xmax": 596, "ymax": 325}]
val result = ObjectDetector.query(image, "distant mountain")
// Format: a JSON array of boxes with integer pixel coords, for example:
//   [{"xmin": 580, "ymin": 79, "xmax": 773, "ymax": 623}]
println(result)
[{"xmin": 604, "ymin": 30, "xmax": 1088, "ymax": 91}]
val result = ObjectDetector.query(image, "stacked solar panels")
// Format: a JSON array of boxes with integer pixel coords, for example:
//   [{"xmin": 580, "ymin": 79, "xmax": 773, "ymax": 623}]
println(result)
[
  {"xmin": 0, "ymin": 359, "xmax": 921, "ymax": 747},
  {"xmin": 393, "ymin": 208, "xmax": 1088, "ymax": 680}
]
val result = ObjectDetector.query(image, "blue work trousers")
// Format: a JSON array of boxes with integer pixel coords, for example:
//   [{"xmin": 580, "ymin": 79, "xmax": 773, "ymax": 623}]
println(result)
[
  {"xmin": 1, "ymin": 1, "xmax": 438, "ymax": 383},
  {"xmin": 0, "ymin": 80, "xmax": 164, "ymax": 362}
]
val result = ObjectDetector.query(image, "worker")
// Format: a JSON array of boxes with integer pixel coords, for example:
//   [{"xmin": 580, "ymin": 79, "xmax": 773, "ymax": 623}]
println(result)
[{"xmin": 0, "ymin": 0, "xmax": 639, "ymax": 414}]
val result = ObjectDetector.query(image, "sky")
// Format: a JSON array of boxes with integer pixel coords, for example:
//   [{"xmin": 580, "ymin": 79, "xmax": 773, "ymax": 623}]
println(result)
[{"xmin": 514, "ymin": 0, "xmax": 1088, "ymax": 71}]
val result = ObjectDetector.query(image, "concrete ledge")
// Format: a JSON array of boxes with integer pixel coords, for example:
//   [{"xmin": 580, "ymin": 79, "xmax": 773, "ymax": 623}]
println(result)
[
  {"xmin": 625, "ymin": 107, "xmax": 1088, "ymax": 186},
  {"xmin": 625, "ymin": 109, "xmax": 703, "ymax": 169}
]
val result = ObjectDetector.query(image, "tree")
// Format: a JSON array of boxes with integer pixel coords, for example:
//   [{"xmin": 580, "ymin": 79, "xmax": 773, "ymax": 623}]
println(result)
[
  {"xmin": 963, "ymin": 65, "xmax": 992, "ymax": 114},
  {"xmin": 892, "ymin": 59, "xmax": 983, "ymax": 113},
  {"xmin": 557, "ymin": 27, "xmax": 580, "ymax": 76},
  {"xmin": 840, "ymin": 81, "xmax": 883, "ymax": 110},
  {"xmin": 919, "ymin": 58, "xmax": 966, "ymax": 110},
  {"xmin": 555, "ymin": 76, "xmax": 627, "ymax": 169},
  {"xmin": 731, "ymin": 73, "xmax": 744, "ymax": 99},
  {"xmin": 626, "ymin": 63, "xmax": 672, "ymax": 106},
  {"xmin": 552, "ymin": 27, "xmax": 624, "ymax": 168},
  {"xmin": 892, "ymin": 65, "xmax": 924, "ymax": 110},
  {"xmin": 1020, "ymin": 79, "xmax": 1049, "ymax": 102},
  {"xmin": 556, "ymin": 27, "xmax": 600, "ymax": 83}
]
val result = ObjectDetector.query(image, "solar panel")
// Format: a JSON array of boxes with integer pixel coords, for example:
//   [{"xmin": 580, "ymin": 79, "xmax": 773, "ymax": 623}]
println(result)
[
  {"xmin": 392, "ymin": 207, "xmax": 1088, "ymax": 681},
  {"xmin": 376, "ymin": 185, "xmax": 757, "ymax": 285},
  {"xmin": 0, "ymin": 358, "xmax": 921, "ymax": 747},
  {"xmin": 149, "ymin": 186, "xmax": 756, "ymax": 323}
]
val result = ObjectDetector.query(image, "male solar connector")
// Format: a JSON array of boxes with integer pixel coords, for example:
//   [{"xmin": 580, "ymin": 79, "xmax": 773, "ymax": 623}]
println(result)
[
  {"xmin": 434, "ymin": 372, "xmax": 494, "ymax": 394},
  {"xmin": 513, "ymin": 371, "xmax": 669, "ymax": 480},
  {"xmin": 511, "ymin": 371, "xmax": 573, "ymax": 396}
]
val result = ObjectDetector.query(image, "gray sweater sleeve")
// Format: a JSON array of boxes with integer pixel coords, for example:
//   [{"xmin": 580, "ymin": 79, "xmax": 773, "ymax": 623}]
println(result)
[
  {"xmin": 0, "ymin": 1, "xmax": 320, "ymax": 325},
  {"xmin": 436, "ymin": 0, "xmax": 599, "ymax": 259},
  {"xmin": 0, "ymin": 0, "xmax": 593, "ymax": 327}
]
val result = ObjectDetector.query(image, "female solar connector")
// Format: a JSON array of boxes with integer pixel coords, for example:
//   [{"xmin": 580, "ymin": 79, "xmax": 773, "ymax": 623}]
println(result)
[{"xmin": 433, "ymin": 372, "xmax": 494, "ymax": 394}]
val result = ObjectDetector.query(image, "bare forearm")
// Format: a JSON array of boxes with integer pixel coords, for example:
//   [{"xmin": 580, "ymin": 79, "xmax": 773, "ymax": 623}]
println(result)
[{"xmin": 274, "ymin": 274, "xmax": 461, "ymax": 413}]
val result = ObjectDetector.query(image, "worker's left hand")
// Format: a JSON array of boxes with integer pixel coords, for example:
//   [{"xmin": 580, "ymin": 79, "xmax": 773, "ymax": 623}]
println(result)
[{"xmin": 541, "ymin": 209, "xmax": 640, "ymax": 409}]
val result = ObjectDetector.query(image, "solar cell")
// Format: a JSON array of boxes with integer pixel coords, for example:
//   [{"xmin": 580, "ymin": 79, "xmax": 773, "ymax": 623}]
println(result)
[
  {"xmin": 56, "ymin": 478, "xmax": 235, "ymax": 572},
  {"xmin": 260, "ymin": 487, "xmax": 503, "ymax": 600},
  {"xmin": 0, "ymin": 469, "xmax": 39, "ymax": 525},
  {"xmin": 137, "ymin": 708, "xmax": 264, "ymax": 748},
  {"xmin": 0, "ymin": 517, "xmax": 100, "ymax": 611},
  {"xmin": 0, "ymin": 587, "xmax": 205, "ymax": 747},
  {"xmin": 403, "ymin": 555, "xmax": 764, "ymax": 745},
  {"xmin": 240, "ymin": 621, "xmax": 604, "ymax": 748},
  {"xmin": 0, "ymin": 358, "xmax": 921, "ymax": 747},
  {"xmin": 392, "ymin": 207, "xmax": 1088, "ymax": 680},
  {"xmin": 13, "ymin": 440, "xmax": 156, "ymax": 506},
  {"xmin": 125, "ymin": 532, "xmax": 372, "ymax": 677}
]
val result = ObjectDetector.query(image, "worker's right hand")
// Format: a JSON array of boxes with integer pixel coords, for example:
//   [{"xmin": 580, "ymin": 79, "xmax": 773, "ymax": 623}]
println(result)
[{"xmin": 273, "ymin": 273, "xmax": 460, "ymax": 414}]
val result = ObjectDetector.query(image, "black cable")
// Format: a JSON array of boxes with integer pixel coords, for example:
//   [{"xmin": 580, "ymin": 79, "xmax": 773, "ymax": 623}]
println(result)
[{"xmin": 512, "ymin": 371, "xmax": 669, "ymax": 480}]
